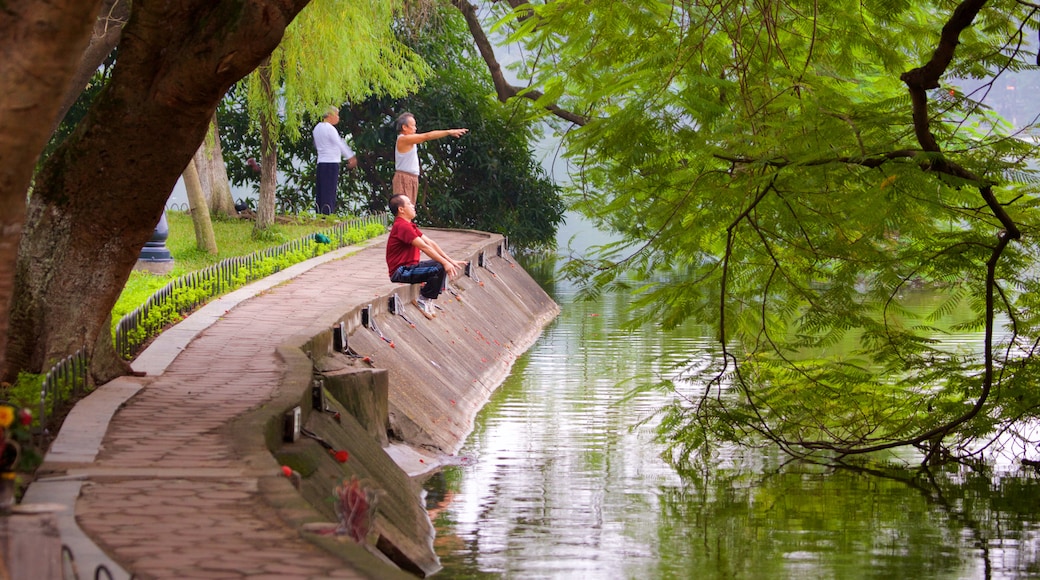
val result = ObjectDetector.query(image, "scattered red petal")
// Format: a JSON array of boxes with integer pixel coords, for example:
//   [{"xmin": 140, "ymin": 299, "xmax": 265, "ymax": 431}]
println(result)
[
  {"xmin": 281, "ymin": 465, "xmax": 292, "ymax": 477},
  {"xmin": 333, "ymin": 450, "xmax": 349, "ymax": 463}
]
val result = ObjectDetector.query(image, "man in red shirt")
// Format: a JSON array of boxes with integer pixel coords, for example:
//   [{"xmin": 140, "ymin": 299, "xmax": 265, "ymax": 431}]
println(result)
[{"xmin": 386, "ymin": 194, "xmax": 467, "ymax": 319}]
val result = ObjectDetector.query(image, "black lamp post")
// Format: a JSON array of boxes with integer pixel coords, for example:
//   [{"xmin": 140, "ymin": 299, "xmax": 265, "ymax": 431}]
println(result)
[{"xmin": 136, "ymin": 209, "xmax": 174, "ymax": 274}]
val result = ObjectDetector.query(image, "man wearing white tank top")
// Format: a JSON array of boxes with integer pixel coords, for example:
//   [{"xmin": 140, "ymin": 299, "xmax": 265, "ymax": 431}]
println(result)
[{"xmin": 393, "ymin": 112, "xmax": 468, "ymax": 205}]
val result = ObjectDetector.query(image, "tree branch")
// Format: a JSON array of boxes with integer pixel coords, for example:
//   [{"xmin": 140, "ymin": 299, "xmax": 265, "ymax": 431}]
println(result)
[
  {"xmin": 451, "ymin": 0, "xmax": 588, "ymax": 126},
  {"xmin": 52, "ymin": 0, "xmax": 130, "ymax": 133},
  {"xmin": 900, "ymin": 0, "xmax": 989, "ymax": 151}
]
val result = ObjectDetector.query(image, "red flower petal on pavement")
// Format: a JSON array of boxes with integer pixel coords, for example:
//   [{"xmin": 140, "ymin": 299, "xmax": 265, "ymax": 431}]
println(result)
[
  {"xmin": 334, "ymin": 450, "xmax": 349, "ymax": 463},
  {"xmin": 281, "ymin": 465, "xmax": 292, "ymax": 477}
]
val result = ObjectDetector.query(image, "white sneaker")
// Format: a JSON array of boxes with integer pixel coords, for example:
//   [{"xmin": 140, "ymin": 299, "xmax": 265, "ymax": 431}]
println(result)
[{"xmin": 414, "ymin": 297, "xmax": 437, "ymax": 319}]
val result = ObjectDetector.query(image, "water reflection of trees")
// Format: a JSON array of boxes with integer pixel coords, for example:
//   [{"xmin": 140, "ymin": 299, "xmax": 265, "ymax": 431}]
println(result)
[{"xmin": 656, "ymin": 456, "xmax": 1040, "ymax": 579}]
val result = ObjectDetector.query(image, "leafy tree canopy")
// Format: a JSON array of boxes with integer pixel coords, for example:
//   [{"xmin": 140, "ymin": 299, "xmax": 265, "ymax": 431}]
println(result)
[
  {"xmin": 244, "ymin": 0, "xmax": 429, "ymax": 142},
  {"xmin": 222, "ymin": 6, "xmax": 564, "ymax": 249},
  {"xmin": 481, "ymin": 0, "xmax": 1040, "ymax": 467}
]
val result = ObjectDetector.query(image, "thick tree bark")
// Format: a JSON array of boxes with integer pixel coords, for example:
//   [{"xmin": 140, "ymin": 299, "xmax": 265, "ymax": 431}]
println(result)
[
  {"xmin": 4, "ymin": 0, "xmax": 311, "ymax": 383},
  {"xmin": 194, "ymin": 113, "xmax": 238, "ymax": 217},
  {"xmin": 0, "ymin": 0, "xmax": 105, "ymax": 380}
]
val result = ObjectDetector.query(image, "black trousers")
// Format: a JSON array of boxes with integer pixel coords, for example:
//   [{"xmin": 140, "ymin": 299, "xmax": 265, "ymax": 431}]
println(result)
[{"xmin": 315, "ymin": 162, "xmax": 340, "ymax": 215}]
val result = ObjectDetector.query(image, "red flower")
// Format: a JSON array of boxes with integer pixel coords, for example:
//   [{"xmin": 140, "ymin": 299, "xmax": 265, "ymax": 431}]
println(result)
[
  {"xmin": 17, "ymin": 409, "xmax": 31, "ymax": 427},
  {"xmin": 333, "ymin": 450, "xmax": 349, "ymax": 463}
]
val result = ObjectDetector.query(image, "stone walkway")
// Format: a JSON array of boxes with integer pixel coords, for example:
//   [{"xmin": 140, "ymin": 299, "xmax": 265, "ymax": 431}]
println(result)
[{"xmin": 23, "ymin": 230, "xmax": 495, "ymax": 580}]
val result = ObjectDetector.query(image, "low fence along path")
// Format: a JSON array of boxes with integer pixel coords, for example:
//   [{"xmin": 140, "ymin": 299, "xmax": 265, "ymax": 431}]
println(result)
[{"xmin": 24, "ymin": 229, "xmax": 551, "ymax": 579}]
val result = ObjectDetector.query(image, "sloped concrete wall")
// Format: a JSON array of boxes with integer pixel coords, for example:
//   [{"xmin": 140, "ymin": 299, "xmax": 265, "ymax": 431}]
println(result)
[{"xmin": 268, "ymin": 232, "xmax": 558, "ymax": 576}]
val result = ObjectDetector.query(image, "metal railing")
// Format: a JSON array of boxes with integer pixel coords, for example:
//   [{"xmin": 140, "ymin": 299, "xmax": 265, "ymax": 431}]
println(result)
[
  {"xmin": 38, "ymin": 347, "xmax": 89, "ymax": 440},
  {"xmin": 113, "ymin": 212, "xmax": 388, "ymax": 361}
]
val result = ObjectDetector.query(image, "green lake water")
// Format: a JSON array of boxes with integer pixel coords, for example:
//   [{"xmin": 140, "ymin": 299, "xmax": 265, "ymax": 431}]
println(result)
[{"xmin": 425, "ymin": 223, "xmax": 1040, "ymax": 579}]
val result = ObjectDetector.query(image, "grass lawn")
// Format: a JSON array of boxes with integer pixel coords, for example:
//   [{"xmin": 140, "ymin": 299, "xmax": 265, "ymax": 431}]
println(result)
[{"xmin": 112, "ymin": 211, "xmax": 349, "ymax": 324}]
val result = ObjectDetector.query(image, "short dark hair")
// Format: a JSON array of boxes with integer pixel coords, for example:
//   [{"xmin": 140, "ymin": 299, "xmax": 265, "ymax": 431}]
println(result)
[
  {"xmin": 395, "ymin": 112, "xmax": 414, "ymax": 134},
  {"xmin": 389, "ymin": 194, "xmax": 409, "ymax": 216}
]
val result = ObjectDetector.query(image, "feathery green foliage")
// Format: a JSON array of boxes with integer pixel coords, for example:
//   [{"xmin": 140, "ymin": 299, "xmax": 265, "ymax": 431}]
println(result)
[
  {"xmin": 244, "ymin": 0, "xmax": 429, "ymax": 140},
  {"xmin": 220, "ymin": 7, "xmax": 564, "ymax": 248},
  {"xmin": 493, "ymin": 0, "xmax": 1040, "ymax": 467}
]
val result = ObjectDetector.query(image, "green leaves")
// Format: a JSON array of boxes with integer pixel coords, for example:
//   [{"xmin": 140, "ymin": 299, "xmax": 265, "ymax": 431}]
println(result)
[
  {"xmin": 244, "ymin": 0, "xmax": 429, "ymax": 141},
  {"xmin": 493, "ymin": 0, "xmax": 1040, "ymax": 464}
]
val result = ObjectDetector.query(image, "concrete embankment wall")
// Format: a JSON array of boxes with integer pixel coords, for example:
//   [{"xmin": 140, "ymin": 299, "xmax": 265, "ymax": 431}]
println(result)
[{"xmin": 237, "ymin": 231, "xmax": 559, "ymax": 577}]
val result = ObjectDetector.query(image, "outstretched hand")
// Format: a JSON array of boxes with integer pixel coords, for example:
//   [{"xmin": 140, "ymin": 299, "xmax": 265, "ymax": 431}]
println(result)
[{"xmin": 444, "ymin": 259, "xmax": 468, "ymax": 279}]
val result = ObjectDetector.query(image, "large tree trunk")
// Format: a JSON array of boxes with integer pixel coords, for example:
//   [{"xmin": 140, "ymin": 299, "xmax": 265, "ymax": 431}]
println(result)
[
  {"xmin": 182, "ymin": 159, "xmax": 219, "ymax": 254},
  {"xmin": 0, "ymin": 0, "xmax": 106, "ymax": 380},
  {"xmin": 256, "ymin": 57, "xmax": 278, "ymax": 231},
  {"xmin": 194, "ymin": 113, "xmax": 238, "ymax": 217},
  {"xmin": 4, "ymin": 0, "xmax": 311, "ymax": 383}
]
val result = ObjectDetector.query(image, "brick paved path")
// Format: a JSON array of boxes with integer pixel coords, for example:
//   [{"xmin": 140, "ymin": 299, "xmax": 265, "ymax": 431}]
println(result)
[{"xmin": 26, "ymin": 231, "xmax": 491, "ymax": 580}]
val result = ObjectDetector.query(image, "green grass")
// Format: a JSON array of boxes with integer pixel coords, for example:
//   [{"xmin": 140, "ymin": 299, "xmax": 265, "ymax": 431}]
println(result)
[{"xmin": 112, "ymin": 211, "xmax": 352, "ymax": 326}]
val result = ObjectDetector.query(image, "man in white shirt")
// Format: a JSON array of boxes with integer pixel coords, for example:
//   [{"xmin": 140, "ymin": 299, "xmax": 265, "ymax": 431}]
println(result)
[{"xmin": 312, "ymin": 106, "xmax": 357, "ymax": 215}]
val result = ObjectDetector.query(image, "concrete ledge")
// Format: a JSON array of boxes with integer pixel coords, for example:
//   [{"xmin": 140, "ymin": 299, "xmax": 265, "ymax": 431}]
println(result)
[
  {"xmin": 25, "ymin": 236, "xmax": 390, "ymax": 580},
  {"xmin": 42, "ymin": 378, "xmax": 146, "ymax": 465},
  {"xmin": 20, "ymin": 481, "xmax": 130, "ymax": 580},
  {"xmin": 258, "ymin": 235, "xmax": 558, "ymax": 576},
  {"xmin": 24, "ymin": 230, "xmax": 555, "ymax": 579}
]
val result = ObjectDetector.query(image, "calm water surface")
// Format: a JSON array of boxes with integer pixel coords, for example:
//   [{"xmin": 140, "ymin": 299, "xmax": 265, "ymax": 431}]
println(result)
[{"xmin": 425, "ymin": 254, "xmax": 1040, "ymax": 579}]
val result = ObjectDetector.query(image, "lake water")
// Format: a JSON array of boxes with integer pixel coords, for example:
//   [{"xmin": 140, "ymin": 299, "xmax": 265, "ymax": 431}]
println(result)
[{"xmin": 424, "ymin": 218, "xmax": 1040, "ymax": 579}]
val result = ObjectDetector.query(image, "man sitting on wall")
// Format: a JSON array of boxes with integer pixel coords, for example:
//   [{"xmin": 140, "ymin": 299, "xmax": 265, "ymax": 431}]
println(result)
[{"xmin": 385, "ymin": 194, "xmax": 468, "ymax": 319}]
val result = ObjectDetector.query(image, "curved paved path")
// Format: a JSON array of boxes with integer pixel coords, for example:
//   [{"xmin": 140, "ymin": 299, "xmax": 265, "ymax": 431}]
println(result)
[{"xmin": 24, "ymin": 230, "xmax": 491, "ymax": 580}]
